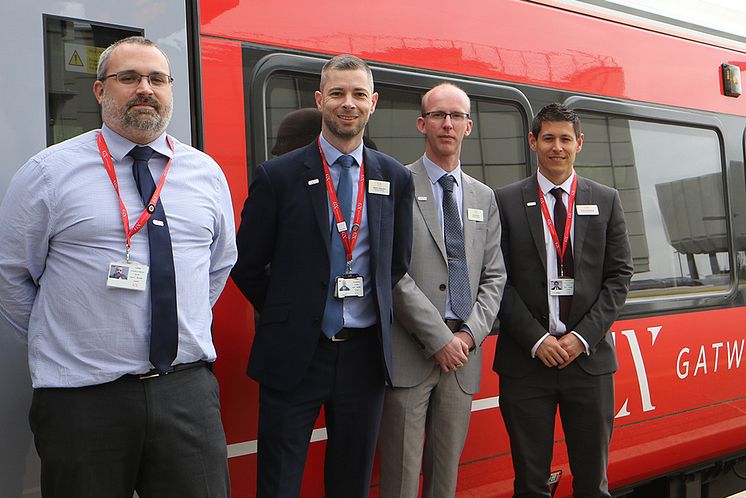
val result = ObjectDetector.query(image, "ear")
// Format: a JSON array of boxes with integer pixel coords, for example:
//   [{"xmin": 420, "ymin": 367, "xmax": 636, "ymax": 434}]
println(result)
[
  {"xmin": 314, "ymin": 90, "xmax": 323, "ymax": 111},
  {"xmin": 528, "ymin": 131, "xmax": 538, "ymax": 151},
  {"xmin": 576, "ymin": 132, "xmax": 584, "ymax": 152},
  {"xmin": 93, "ymin": 80, "xmax": 104, "ymax": 104},
  {"xmin": 369, "ymin": 92, "xmax": 379, "ymax": 114},
  {"xmin": 464, "ymin": 118, "xmax": 473, "ymax": 137},
  {"xmin": 416, "ymin": 116, "xmax": 427, "ymax": 135}
]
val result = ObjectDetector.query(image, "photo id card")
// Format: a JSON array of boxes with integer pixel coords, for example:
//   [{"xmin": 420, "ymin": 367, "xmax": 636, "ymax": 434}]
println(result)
[
  {"xmin": 107, "ymin": 261, "xmax": 148, "ymax": 291},
  {"xmin": 549, "ymin": 278, "xmax": 574, "ymax": 296},
  {"xmin": 335, "ymin": 274, "xmax": 364, "ymax": 298}
]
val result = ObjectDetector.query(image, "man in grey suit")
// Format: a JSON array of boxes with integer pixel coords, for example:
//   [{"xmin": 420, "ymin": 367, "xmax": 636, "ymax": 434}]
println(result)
[
  {"xmin": 494, "ymin": 103, "xmax": 633, "ymax": 498},
  {"xmin": 379, "ymin": 83, "xmax": 506, "ymax": 498}
]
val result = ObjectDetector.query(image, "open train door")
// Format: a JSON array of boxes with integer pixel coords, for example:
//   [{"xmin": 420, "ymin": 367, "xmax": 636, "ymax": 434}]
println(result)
[{"xmin": 0, "ymin": 2, "xmax": 196, "ymax": 496}]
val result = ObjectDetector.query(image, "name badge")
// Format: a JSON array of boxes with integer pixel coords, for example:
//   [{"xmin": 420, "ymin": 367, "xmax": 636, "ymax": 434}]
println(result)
[
  {"xmin": 368, "ymin": 180, "xmax": 390, "ymax": 195},
  {"xmin": 549, "ymin": 278, "xmax": 574, "ymax": 296},
  {"xmin": 307, "ymin": 178, "xmax": 320, "ymax": 186},
  {"xmin": 467, "ymin": 208, "xmax": 484, "ymax": 222},
  {"xmin": 107, "ymin": 261, "xmax": 148, "ymax": 291},
  {"xmin": 576, "ymin": 204, "xmax": 599, "ymax": 216},
  {"xmin": 336, "ymin": 274, "xmax": 364, "ymax": 298},
  {"xmin": 417, "ymin": 196, "xmax": 428, "ymax": 201}
]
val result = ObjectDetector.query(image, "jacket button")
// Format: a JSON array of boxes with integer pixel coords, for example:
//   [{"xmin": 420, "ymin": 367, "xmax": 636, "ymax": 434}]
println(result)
[{"xmin": 439, "ymin": 284, "xmax": 447, "ymax": 291}]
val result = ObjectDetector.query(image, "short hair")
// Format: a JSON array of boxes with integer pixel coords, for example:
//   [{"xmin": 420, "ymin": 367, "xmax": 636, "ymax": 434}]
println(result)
[
  {"xmin": 319, "ymin": 54, "xmax": 374, "ymax": 92},
  {"xmin": 420, "ymin": 83, "xmax": 471, "ymax": 115},
  {"xmin": 531, "ymin": 103, "xmax": 581, "ymax": 138},
  {"xmin": 96, "ymin": 36, "xmax": 171, "ymax": 80}
]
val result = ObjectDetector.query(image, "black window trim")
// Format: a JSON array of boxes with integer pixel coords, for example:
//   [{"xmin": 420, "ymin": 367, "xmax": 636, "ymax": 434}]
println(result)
[{"xmin": 564, "ymin": 96, "xmax": 734, "ymax": 316}]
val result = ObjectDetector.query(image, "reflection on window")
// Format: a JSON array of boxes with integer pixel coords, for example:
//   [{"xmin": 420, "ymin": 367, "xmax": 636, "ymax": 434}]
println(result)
[
  {"xmin": 264, "ymin": 74, "xmax": 526, "ymax": 188},
  {"xmin": 576, "ymin": 114, "xmax": 728, "ymax": 299},
  {"xmin": 44, "ymin": 16, "xmax": 140, "ymax": 145}
]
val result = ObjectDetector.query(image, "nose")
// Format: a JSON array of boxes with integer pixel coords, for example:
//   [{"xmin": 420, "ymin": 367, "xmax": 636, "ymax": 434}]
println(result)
[
  {"xmin": 442, "ymin": 114, "xmax": 454, "ymax": 129},
  {"xmin": 135, "ymin": 76, "xmax": 155, "ymax": 94}
]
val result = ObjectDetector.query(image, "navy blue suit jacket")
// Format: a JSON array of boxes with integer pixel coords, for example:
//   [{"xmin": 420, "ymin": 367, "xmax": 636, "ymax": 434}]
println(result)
[{"xmin": 232, "ymin": 140, "xmax": 414, "ymax": 391}]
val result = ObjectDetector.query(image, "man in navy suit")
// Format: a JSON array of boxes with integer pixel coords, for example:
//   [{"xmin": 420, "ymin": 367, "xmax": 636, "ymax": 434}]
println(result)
[
  {"xmin": 232, "ymin": 54, "xmax": 413, "ymax": 498},
  {"xmin": 495, "ymin": 104, "xmax": 633, "ymax": 498}
]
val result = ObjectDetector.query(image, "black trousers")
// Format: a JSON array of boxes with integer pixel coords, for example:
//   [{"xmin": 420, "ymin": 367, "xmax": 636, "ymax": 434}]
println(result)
[
  {"xmin": 256, "ymin": 329, "xmax": 385, "ymax": 498},
  {"xmin": 29, "ymin": 364, "xmax": 230, "ymax": 498},
  {"xmin": 499, "ymin": 361, "xmax": 614, "ymax": 498}
]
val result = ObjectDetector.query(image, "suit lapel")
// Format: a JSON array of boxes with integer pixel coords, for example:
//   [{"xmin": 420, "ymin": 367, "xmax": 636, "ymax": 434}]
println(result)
[
  {"xmin": 572, "ymin": 176, "xmax": 592, "ymax": 268},
  {"xmin": 304, "ymin": 143, "xmax": 331, "ymax": 256},
  {"xmin": 411, "ymin": 159, "xmax": 447, "ymax": 262},
  {"xmin": 365, "ymin": 148, "xmax": 383, "ymax": 274},
  {"xmin": 523, "ymin": 175, "xmax": 547, "ymax": 271}
]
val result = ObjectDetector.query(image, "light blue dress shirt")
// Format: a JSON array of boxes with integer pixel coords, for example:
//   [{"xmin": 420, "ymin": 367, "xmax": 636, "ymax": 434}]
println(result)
[
  {"xmin": 318, "ymin": 133, "xmax": 376, "ymax": 328},
  {"xmin": 0, "ymin": 125, "xmax": 237, "ymax": 387}
]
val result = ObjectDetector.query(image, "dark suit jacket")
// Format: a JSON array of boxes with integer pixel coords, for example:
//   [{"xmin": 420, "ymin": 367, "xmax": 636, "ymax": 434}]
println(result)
[
  {"xmin": 232, "ymin": 140, "xmax": 414, "ymax": 391},
  {"xmin": 493, "ymin": 174, "xmax": 633, "ymax": 378}
]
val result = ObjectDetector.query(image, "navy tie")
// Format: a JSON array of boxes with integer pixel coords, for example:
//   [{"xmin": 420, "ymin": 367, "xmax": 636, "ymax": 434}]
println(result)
[
  {"xmin": 321, "ymin": 155, "xmax": 355, "ymax": 338},
  {"xmin": 551, "ymin": 187, "xmax": 574, "ymax": 326},
  {"xmin": 438, "ymin": 174, "xmax": 472, "ymax": 321},
  {"xmin": 129, "ymin": 146, "xmax": 178, "ymax": 372}
]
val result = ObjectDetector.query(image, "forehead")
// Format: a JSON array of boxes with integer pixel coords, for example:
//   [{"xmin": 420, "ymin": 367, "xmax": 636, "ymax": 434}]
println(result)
[
  {"xmin": 106, "ymin": 44, "xmax": 169, "ymax": 73},
  {"xmin": 425, "ymin": 87, "xmax": 469, "ymax": 111},
  {"xmin": 537, "ymin": 120, "xmax": 576, "ymax": 137},
  {"xmin": 321, "ymin": 68, "xmax": 372, "ymax": 92}
]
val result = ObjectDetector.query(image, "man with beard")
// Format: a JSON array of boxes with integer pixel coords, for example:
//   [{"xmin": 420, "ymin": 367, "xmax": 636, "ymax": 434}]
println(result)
[
  {"xmin": 0, "ymin": 36, "xmax": 236, "ymax": 497},
  {"xmin": 231, "ymin": 54, "xmax": 413, "ymax": 498}
]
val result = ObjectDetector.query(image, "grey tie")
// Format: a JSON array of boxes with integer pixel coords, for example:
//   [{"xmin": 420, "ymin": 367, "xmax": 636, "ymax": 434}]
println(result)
[{"xmin": 438, "ymin": 174, "xmax": 472, "ymax": 321}]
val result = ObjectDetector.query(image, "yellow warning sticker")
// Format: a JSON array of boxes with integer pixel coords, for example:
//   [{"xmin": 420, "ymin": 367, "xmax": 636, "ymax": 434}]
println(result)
[{"xmin": 64, "ymin": 43, "xmax": 105, "ymax": 74}]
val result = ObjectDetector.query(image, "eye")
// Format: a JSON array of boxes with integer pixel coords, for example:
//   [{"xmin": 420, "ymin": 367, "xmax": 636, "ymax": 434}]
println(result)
[
  {"xmin": 117, "ymin": 72, "xmax": 140, "ymax": 84},
  {"xmin": 149, "ymin": 73, "xmax": 171, "ymax": 86}
]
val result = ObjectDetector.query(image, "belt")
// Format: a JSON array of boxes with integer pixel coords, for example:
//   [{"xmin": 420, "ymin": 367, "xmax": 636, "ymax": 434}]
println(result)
[
  {"xmin": 128, "ymin": 360, "xmax": 208, "ymax": 380},
  {"xmin": 325, "ymin": 325, "xmax": 376, "ymax": 342},
  {"xmin": 445, "ymin": 319, "xmax": 463, "ymax": 333}
]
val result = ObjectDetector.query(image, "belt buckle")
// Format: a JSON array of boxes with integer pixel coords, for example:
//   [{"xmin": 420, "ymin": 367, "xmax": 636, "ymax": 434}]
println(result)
[
  {"xmin": 138, "ymin": 371, "xmax": 162, "ymax": 380},
  {"xmin": 330, "ymin": 334, "xmax": 347, "ymax": 342}
]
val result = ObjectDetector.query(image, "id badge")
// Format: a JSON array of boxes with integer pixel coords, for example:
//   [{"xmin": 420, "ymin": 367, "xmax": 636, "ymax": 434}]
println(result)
[
  {"xmin": 549, "ymin": 278, "xmax": 574, "ymax": 296},
  {"xmin": 107, "ymin": 261, "xmax": 148, "ymax": 291},
  {"xmin": 335, "ymin": 274, "xmax": 364, "ymax": 298}
]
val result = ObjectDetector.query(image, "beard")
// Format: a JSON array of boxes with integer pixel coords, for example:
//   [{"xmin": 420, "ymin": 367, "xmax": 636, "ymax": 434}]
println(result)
[
  {"xmin": 102, "ymin": 94, "xmax": 173, "ymax": 137},
  {"xmin": 323, "ymin": 113, "xmax": 367, "ymax": 140}
]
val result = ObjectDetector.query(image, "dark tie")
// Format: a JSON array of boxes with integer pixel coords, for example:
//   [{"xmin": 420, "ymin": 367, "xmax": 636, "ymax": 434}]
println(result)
[
  {"xmin": 129, "ymin": 146, "xmax": 178, "ymax": 372},
  {"xmin": 438, "ymin": 174, "xmax": 472, "ymax": 321},
  {"xmin": 551, "ymin": 187, "xmax": 574, "ymax": 326},
  {"xmin": 321, "ymin": 154, "xmax": 355, "ymax": 338}
]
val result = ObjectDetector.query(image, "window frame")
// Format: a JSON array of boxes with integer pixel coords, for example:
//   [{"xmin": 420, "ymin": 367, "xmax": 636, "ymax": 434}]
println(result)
[{"xmin": 565, "ymin": 96, "xmax": 734, "ymax": 315}]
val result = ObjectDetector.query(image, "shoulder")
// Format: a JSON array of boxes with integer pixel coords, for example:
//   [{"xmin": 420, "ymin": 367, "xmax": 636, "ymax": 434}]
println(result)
[
  {"xmin": 496, "ymin": 175, "xmax": 532, "ymax": 199},
  {"xmin": 31, "ymin": 129, "xmax": 99, "ymax": 165},
  {"xmin": 367, "ymin": 148, "xmax": 410, "ymax": 181},
  {"xmin": 462, "ymin": 171, "xmax": 495, "ymax": 197},
  {"xmin": 577, "ymin": 175, "xmax": 619, "ymax": 200},
  {"xmin": 259, "ymin": 143, "xmax": 314, "ymax": 178},
  {"xmin": 171, "ymin": 137, "xmax": 223, "ymax": 175}
]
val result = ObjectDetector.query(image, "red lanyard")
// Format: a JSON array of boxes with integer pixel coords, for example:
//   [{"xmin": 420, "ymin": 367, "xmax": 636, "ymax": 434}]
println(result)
[
  {"xmin": 318, "ymin": 138, "xmax": 365, "ymax": 268},
  {"xmin": 537, "ymin": 175, "xmax": 577, "ymax": 274},
  {"xmin": 97, "ymin": 132, "xmax": 174, "ymax": 260}
]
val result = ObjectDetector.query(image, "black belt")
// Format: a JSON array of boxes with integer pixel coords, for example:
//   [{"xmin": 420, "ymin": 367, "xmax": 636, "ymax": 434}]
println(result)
[
  {"xmin": 128, "ymin": 360, "xmax": 208, "ymax": 380},
  {"xmin": 324, "ymin": 325, "xmax": 376, "ymax": 342},
  {"xmin": 445, "ymin": 319, "xmax": 463, "ymax": 333}
]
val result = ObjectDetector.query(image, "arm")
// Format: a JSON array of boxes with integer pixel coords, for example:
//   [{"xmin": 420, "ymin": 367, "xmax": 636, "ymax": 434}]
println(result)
[
  {"xmin": 208, "ymin": 168, "xmax": 238, "ymax": 307},
  {"xmin": 572, "ymin": 190, "xmax": 633, "ymax": 349},
  {"xmin": 390, "ymin": 167, "xmax": 414, "ymax": 286},
  {"xmin": 230, "ymin": 163, "xmax": 277, "ymax": 312},
  {"xmin": 0, "ymin": 158, "xmax": 53, "ymax": 341}
]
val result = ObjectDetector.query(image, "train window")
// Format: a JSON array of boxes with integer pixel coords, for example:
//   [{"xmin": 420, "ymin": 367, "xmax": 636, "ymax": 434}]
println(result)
[
  {"xmin": 43, "ymin": 16, "xmax": 141, "ymax": 145},
  {"xmin": 263, "ymin": 73, "xmax": 527, "ymax": 187},
  {"xmin": 575, "ymin": 113, "xmax": 729, "ymax": 300}
]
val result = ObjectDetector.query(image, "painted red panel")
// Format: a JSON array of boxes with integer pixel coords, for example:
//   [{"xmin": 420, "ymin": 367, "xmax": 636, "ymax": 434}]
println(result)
[{"xmin": 199, "ymin": 0, "xmax": 746, "ymax": 117}]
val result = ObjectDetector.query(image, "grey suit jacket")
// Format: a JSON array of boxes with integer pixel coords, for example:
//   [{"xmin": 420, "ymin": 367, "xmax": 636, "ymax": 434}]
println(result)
[
  {"xmin": 390, "ymin": 157, "xmax": 506, "ymax": 394},
  {"xmin": 493, "ymin": 173, "xmax": 633, "ymax": 378}
]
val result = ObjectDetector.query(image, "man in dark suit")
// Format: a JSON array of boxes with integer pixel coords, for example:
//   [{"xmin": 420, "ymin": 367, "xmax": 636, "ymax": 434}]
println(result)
[
  {"xmin": 231, "ymin": 54, "xmax": 413, "ymax": 498},
  {"xmin": 494, "ymin": 103, "xmax": 633, "ymax": 498}
]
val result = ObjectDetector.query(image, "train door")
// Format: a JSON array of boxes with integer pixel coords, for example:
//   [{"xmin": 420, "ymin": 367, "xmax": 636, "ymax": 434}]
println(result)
[{"xmin": 0, "ymin": 2, "xmax": 194, "ymax": 496}]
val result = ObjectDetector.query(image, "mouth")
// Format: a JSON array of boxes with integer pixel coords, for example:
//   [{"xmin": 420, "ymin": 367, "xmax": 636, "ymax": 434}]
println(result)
[{"xmin": 337, "ymin": 114, "xmax": 358, "ymax": 122}]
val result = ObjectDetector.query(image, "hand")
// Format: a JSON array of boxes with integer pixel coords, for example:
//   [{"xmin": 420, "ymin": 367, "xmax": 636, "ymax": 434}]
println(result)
[
  {"xmin": 434, "ymin": 336, "xmax": 469, "ymax": 372},
  {"xmin": 454, "ymin": 331, "xmax": 475, "ymax": 350},
  {"xmin": 535, "ymin": 335, "xmax": 570, "ymax": 368},
  {"xmin": 557, "ymin": 333, "xmax": 584, "ymax": 369}
]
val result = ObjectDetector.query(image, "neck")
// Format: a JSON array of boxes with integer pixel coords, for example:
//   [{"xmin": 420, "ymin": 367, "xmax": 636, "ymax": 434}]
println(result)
[
  {"xmin": 426, "ymin": 149, "xmax": 460, "ymax": 172},
  {"xmin": 539, "ymin": 167, "xmax": 573, "ymax": 186},
  {"xmin": 321, "ymin": 130, "xmax": 362, "ymax": 154},
  {"xmin": 107, "ymin": 122, "xmax": 161, "ymax": 145}
]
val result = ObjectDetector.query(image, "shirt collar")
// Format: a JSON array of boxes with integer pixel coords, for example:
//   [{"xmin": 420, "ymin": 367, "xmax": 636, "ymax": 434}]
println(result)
[
  {"xmin": 100, "ymin": 124, "xmax": 173, "ymax": 162},
  {"xmin": 537, "ymin": 169, "xmax": 575, "ymax": 196},
  {"xmin": 423, "ymin": 153, "xmax": 462, "ymax": 186},
  {"xmin": 318, "ymin": 132, "xmax": 364, "ymax": 168}
]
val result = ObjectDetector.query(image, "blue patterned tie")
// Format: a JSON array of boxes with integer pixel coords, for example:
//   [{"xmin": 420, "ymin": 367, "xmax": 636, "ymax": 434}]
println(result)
[
  {"xmin": 438, "ymin": 174, "xmax": 472, "ymax": 321},
  {"xmin": 321, "ymin": 155, "xmax": 355, "ymax": 338},
  {"xmin": 129, "ymin": 146, "xmax": 178, "ymax": 372}
]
